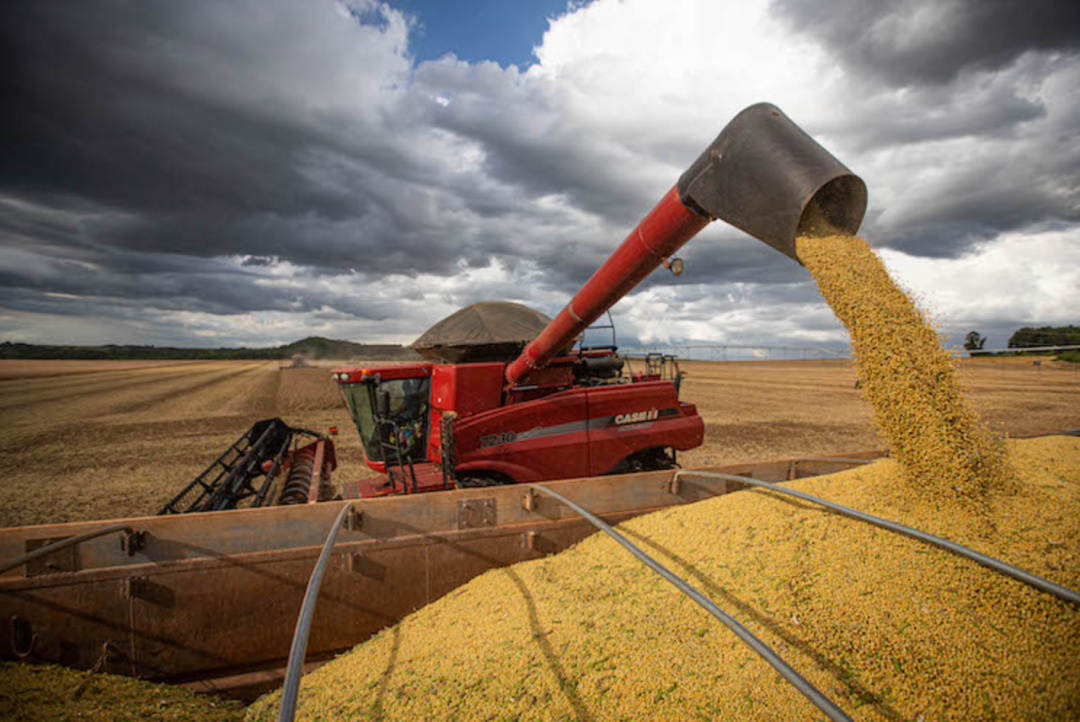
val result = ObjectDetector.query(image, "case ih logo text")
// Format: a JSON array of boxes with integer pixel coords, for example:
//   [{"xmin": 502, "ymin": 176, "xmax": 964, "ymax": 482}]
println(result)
[
  {"xmin": 614, "ymin": 409, "xmax": 659, "ymax": 425},
  {"xmin": 480, "ymin": 431, "xmax": 517, "ymax": 448}
]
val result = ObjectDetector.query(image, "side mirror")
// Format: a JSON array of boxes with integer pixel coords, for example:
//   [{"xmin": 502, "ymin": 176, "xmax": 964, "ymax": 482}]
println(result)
[{"xmin": 376, "ymin": 389, "xmax": 391, "ymax": 417}]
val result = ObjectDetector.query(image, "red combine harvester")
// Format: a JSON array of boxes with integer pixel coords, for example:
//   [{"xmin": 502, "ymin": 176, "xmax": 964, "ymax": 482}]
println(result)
[
  {"xmin": 159, "ymin": 102, "xmax": 865, "ymax": 513},
  {"xmin": 331, "ymin": 308, "xmax": 702, "ymax": 497}
]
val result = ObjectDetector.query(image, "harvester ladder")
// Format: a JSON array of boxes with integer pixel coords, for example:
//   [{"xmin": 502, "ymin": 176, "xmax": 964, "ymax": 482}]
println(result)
[{"xmin": 376, "ymin": 419, "xmax": 419, "ymax": 494}]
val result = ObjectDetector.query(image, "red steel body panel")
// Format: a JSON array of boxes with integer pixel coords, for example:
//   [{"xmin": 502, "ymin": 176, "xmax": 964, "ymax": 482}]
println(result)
[
  {"xmin": 585, "ymin": 382, "xmax": 704, "ymax": 475},
  {"xmin": 428, "ymin": 362, "xmax": 504, "ymax": 463},
  {"xmin": 447, "ymin": 381, "xmax": 701, "ymax": 482},
  {"xmin": 430, "ymin": 363, "xmax": 505, "ymax": 418},
  {"xmin": 453, "ymin": 388, "xmax": 590, "ymax": 481},
  {"xmin": 330, "ymin": 363, "xmax": 432, "ymax": 383},
  {"xmin": 505, "ymin": 187, "xmax": 709, "ymax": 385}
]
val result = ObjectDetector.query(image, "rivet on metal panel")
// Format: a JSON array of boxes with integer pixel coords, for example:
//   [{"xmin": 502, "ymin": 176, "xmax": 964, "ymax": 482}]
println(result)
[
  {"xmin": 522, "ymin": 489, "xmax": 537, "ymax": 512},
  {"xmin": 458, "ymin": 498, "xmax": 496, "ymax": 529},
  {"xmin": 120, "ymin": 577, "xmax": 174, "ymax": 607},
  {"xmin": 348, "ymin": 552, "xmax": 387, "ymax": 580},
  {"xmin": 344, "ymin": 508, "xmax": 363, "ymax": 531}
]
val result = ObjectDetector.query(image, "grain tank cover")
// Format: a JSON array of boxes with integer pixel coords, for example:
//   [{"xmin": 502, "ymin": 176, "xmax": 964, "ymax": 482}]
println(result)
[{"xmin": 411, "ymin": 302, "xmax": 555, "ymax": 364}]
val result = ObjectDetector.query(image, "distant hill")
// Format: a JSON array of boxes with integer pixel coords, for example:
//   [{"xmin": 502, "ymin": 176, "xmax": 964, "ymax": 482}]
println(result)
[
  {"xmin": 279, "ymin": 337, "xmax": 421, "ymax": 361},
  {"xmin": 0, "ymin": 336, "xmax": 422, "ymax": 361}
]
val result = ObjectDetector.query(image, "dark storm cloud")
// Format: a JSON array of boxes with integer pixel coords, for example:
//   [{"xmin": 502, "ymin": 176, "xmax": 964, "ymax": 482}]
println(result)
[
  {"xmin": 0, "ymin": 0, "xmax": 628, "ymax": 294},
  {"xmin": 772, "ymin": 0, "xmax": 1080, "ymax": 86},
  {"xmin": 766, "ymin": 0, "xmax": 1080, "ymax": 259},
  {"xmin": 410, "ymin": 57, "xmax": 699, "ymax": 234},
  {"xmin": 1, "ymin": 0, "xmax": 1077, "ymax": 347},
  {"xmin": 0, "ymin": 0, "xmax": 470, "ymax": 274}
]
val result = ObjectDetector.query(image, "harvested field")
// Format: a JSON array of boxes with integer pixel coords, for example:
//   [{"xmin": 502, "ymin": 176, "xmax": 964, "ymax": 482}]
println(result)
[
  {"xmin": 0, "ymin": 360, "xmax": 366, "ymax": 527},
  {"xmin": 0, "ymin": 359, "xmax": 211, "ymax": 382},
  {"xmin": 246, "ymin": 435, "xmax": 1080, "ymax": 722},
  {"xmin": 676, "ymin": 356, "xmax": 1078, "ymax": 469},
  {"xmin": 0, "ymin": 357, "xmax": 1076, "ymax": 527}
]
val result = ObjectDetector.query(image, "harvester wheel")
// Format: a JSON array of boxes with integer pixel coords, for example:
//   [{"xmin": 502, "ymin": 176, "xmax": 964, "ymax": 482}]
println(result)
[
  {"xmin": 607, "ymin": 447, "xmax": 678, "ymax": 475},
  {"xmin": 457, "ymin": 473, "xmax": 513, "ymax": 488}
]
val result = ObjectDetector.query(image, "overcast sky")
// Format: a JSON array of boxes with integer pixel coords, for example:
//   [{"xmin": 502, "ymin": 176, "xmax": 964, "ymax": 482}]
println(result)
[{"xmin": 1, "ymin": 0, "xmax": 1077, "ymax": 350}]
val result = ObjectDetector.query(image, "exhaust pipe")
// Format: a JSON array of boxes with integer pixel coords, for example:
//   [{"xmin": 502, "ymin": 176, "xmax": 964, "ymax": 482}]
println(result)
[{"xmin": 505, "ymin": 103, "xmax": 866, "ymax": 387}]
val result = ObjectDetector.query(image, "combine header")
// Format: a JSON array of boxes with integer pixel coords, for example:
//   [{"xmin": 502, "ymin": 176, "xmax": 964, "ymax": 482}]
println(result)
[{"xmin": 158, "ymin": 420, "xmax": 336, "ymax": 514}]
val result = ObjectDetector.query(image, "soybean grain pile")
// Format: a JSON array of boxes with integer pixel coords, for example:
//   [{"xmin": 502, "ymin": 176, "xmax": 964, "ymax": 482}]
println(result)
[
  {"xmin": 0, "ymin": 661, "xmax": 243, "ymax": 722},
  {"xmin": 247, "ymin": 436, "xmax": 1080, "ymax": 722}
]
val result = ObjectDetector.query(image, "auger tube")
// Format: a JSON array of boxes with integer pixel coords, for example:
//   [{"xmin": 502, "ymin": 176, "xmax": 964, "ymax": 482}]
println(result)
[{"xmin": 504, "ymin": 103, "xmax": 867, "ymax": 387}]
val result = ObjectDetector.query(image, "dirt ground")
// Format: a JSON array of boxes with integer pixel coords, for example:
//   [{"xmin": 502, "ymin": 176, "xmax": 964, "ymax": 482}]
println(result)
[
  {"xmin": 678, "ymin": 356, "xmax": 1080, "ymax": 468},
  {"xmin": 0, "ymin": 357, "xmax": 1076, "ymax": 528}
]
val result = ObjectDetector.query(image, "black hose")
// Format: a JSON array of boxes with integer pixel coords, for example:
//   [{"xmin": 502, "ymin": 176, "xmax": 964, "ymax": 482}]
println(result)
[
  {"xmin": 527, "ymin": 484, "xmax": 854, "ymax": 722},
  {"xmin": 675, "ymin": 470, "xmax": 1080, "ymax": 607}
]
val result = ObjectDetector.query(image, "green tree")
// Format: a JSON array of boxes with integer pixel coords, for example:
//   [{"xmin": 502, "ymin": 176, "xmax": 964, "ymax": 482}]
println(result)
[
  {"xmin": 1008, "ymin": 325, "xmax": 1080, "ymax": 348},
  {"xmin": 964, "ymin": 331, "xmax": 986, "ymax": 351}
]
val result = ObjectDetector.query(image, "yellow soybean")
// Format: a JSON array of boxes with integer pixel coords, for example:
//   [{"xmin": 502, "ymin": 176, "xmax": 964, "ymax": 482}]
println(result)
[
  {"xmin": 795, "ymin": 233, "xmax": 1011, "ymax": 504},
  {"xmin": 0, "ymin": 661, "xmax": 244, "ymax": 722},
  {"xmin": 244, "ymin": 233, "xmax": 1075, "ymax": 721}
]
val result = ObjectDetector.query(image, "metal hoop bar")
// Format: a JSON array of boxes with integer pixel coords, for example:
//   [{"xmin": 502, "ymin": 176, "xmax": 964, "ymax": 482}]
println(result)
[
  {"xmin": 277, "ymin": 502, "xmax": 355, "ymax": 722},
  {"xmin": 527, "ymin": 484, "xmax": 853, "ymax": 722},
  {"xmin": 0, "ymin": 523, "xmax": 133, "ymax": 576},
  {"xmin": 675, "ymin": 470, "xmax": 1080, "ymax": 607}
]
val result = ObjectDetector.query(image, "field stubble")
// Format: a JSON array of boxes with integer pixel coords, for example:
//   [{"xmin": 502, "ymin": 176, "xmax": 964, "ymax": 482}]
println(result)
[{"xmin": 0, "ymin": 357, "xmax": 1076, "ymax": 527}]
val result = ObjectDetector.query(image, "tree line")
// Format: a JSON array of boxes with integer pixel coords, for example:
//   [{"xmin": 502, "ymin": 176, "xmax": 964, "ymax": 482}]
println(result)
[
  {"xmin": 0, "ymin": 336, "xmax": 421, "ymax": 361},
  {"xmin": 963, "ymin": 325, "xmax": 1080, "ymax": 360}
]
